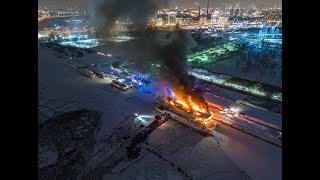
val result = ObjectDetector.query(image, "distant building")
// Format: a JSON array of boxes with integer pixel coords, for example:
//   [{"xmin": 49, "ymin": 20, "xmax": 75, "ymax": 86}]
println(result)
[{"xmin": 229, "ymin": 9, "xmax": 234, "ymax": 17}]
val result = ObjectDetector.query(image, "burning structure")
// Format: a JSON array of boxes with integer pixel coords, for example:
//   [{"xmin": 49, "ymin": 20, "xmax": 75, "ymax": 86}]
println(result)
[{"xmin": 155, "ymin": 87, "xmax": 215, "ymax": 133}]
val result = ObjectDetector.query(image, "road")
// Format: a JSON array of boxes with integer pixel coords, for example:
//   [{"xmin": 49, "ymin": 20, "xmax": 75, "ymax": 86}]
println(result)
[
  {"xmin": 204, "ymin": 92, "xmax": 282, "ymax": 129},
  {"xmin": 208, "ymin": 106, "xmax": 282, "ymax": 146}
]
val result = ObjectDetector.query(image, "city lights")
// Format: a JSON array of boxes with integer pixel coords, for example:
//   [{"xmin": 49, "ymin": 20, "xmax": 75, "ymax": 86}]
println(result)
[{"xmin": 187, "ymin": 42, "xmax": 239, "ymax": 64}]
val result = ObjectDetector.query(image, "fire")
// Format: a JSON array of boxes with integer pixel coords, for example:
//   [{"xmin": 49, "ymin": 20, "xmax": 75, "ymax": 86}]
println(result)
[
  {"xmin": 166, "ymin": 90, "xmax": 208, "ymax": 114},
  {"xmin": 175, "ymin": 100, "xmax": 189, "ymax": 109},
  {"xmin": 187, "ymin": 95, "xmax": 207, "ymax": 114},
  {"xmin": 164, "ymin": 87, "xmax": 216, "ymax": 130}
]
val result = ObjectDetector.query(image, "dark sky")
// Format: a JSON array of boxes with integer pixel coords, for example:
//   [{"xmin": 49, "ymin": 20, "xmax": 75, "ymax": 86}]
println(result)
[{"xmin": 38, "ymin": 0, "xmax": 281, "ymax": 9}]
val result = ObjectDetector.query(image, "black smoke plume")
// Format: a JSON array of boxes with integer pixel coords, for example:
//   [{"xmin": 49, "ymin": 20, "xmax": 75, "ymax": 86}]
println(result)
[
  {"xmin": 88, "ymin": 0, "xmax": 208, "ymax": 110},
  {"xmin": 148, "ymin": 27, "xmax": 208, "ymax": 111}
]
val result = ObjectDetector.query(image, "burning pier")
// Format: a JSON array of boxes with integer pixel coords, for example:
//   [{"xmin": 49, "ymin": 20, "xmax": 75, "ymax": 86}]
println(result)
[{"xmin": 155, "ymin": 87, "xmax": 216, "ymax": 133}]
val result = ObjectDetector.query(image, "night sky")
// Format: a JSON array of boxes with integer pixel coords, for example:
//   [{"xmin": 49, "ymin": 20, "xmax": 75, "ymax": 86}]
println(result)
[{"xmin": 38, "ymin": 0, "xmax": 281, "ymax": 9}]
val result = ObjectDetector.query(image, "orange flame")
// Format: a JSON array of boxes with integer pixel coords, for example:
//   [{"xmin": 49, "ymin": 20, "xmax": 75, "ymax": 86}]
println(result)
[
  {"xmin": 165, "ymin": 88, "xmax": 215, "ymax": 130},
  {"xmin": 175, "ymin": 99, "xmax": 189, "ymax": 109}
]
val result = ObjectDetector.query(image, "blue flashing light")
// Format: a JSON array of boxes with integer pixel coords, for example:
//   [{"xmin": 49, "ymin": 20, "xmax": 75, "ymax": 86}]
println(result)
[
  {"xmin": 165, "ymin": 86, "xmax": 175, "ymax": 98},
  {"xmin": 132, "ymin": 75, "xmax": 151, "ymax": 85}
]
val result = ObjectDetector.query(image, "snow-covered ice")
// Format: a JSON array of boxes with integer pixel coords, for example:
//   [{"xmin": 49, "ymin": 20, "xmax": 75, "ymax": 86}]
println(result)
[{"xmin": 38, "ymin": 46, "xmax": 281, "ymax": 180}]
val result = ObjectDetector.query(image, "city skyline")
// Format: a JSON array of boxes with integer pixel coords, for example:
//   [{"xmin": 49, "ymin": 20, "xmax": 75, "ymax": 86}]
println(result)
[{"xmin": 38, "ymin": 0, "xmax": 282, "ymax": 9}]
